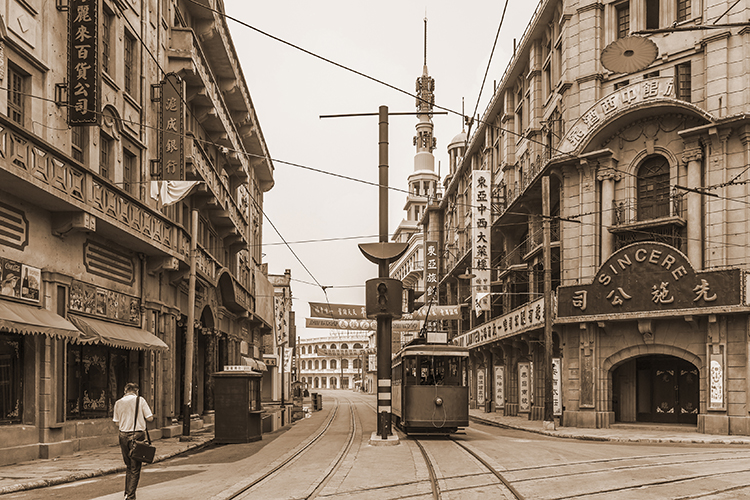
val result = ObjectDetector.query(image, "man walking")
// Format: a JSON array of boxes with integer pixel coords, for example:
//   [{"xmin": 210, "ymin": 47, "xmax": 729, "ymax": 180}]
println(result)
[{"xmin": 113, "ymin": 382, "xmax": 154, "ymax": 500}]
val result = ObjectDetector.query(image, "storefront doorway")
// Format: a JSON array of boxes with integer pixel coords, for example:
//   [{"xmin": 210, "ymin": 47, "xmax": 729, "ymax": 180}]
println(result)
[{"xmin": 612, "ymin": 355, "xmax": 699, "ymax": 424}]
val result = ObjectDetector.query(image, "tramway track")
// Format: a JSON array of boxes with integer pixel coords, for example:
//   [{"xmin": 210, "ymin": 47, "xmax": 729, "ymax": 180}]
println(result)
[
  {"xmin": 413, "ymin": 435, "xmax": 524, "ymax": 500},
  {"xmin": 215, "ymin": 396, "xmax": 358, "ymax": 500},
  {"xmin": 498, "ymin": 447, "xmax": 750, "ymax": 499}
]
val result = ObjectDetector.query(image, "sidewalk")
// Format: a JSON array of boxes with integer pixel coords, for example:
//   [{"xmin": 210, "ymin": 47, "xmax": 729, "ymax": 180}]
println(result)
[
  {"xmin": 0, "ymin": 429, "xmax": 214, "ymax": 495},
  {"xmin": 469, "ymin": 409, "xmax": 750, "ymax": 445}
]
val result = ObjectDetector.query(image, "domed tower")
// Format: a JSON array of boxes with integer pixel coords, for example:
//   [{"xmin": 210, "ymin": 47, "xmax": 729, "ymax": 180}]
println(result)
[{"xmin": 393, "ymin": 18, "xmax": 440, "ymax": 245}]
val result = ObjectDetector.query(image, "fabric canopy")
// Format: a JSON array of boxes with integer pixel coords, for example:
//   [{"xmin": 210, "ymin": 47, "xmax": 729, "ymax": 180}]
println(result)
[
  {"xmin": 0, "ymin": 300, "xmax": 89, "ymax": 342},
  {"xmin": 69, "ymin": 315, "xmax": 169, "ymax": 351},
  {"xmin": 241, "ymin": 356, "xmax": 267, "ymax": 372}
]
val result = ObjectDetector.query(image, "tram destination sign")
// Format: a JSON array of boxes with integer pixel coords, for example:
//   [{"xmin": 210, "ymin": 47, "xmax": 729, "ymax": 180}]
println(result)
[{"xmin": 558, "ymin": 242, "xmax": 742, "ymax": 318}]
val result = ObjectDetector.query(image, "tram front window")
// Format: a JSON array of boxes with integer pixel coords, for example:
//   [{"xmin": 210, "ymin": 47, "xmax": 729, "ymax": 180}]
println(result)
[{"xmin": 418, "ymin": 356, "xmax": 463, "ymax": 385}]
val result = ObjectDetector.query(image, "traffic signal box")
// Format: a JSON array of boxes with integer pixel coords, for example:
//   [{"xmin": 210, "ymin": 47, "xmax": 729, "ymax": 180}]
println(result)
[{"xmin": 365, "ymin": 278, "xmax": 403, "ymax": 319}]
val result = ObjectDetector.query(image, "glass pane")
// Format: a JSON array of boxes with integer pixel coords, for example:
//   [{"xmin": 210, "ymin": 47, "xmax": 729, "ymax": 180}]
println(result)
[{"xmin": 0, "ymin": 334, "xmax": 22, "ymax": 424}]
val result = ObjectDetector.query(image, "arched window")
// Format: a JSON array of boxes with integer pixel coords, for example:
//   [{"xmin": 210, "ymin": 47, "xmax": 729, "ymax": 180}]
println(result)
[
  {"xmin": 330, "ymin": 344, "xmax": 337, "ymax": 349},
  {"xmin": 314, "ymin": 360, "xmax": 319, "ymax": 369},
  {"xmin": 353, "ymin": 358, "xmax": 361, "ymax": 369},
  {"xmin": 341, "ymin": 343, "xmax": 349, "ymax": 349},
  {"xmin": 330, "ymin": 377, "xmax": 337, "ymax": 388},
  {"xmin": 314, "ymin": 377, "xmax": 319, "ymax": 388},
  {"xmin": 353, "ymin": 343, "xmax": 363, "ymax": 349},
  {"xmin": 638, "ymin": 155, "xmax": 670, "ymax": 221},
  {"xmin": 321, "ymin": 360, "xmax": 327, "ymax": 369},
  {"xmin": 341, "ymin": 359, "xmax": 349, "ymax": 369},
  {"xmin": 321, "ymin": 377, "xmax": 326, "ymax": 388},
  {"xmin": 330, "ymin": 359, "xmax": 337, "ymax": 370}
]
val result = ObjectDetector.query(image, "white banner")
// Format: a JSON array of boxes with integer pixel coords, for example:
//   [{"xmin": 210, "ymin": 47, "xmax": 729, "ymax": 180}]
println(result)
[
  {"xmin": 494, "ymin": 365, "xmax": 504, "ymax": 409},
  {"xmin": 471, "ymin": 171, "xmax": 491, "ymax": 316},
  {"xmin": 552, "ymin": 358, "xmax": 562, "ymax": 416},
  {"xmin": 477, "ymin": 368, "xmax": 486, "ymax": 406}
]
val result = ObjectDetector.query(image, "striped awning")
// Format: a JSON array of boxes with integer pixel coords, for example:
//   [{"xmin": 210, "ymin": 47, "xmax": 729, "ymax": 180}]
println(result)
[
  {"xmin": 68, "ymin": 315, "xmax": 168, "ymax": 351},
  {"xmin": 241, "ymin": 356, "xmax": 267, "ymax": 372},
  {"xmin": 0, "ymin": 300, "xmax": 89, "ymax": 342}
]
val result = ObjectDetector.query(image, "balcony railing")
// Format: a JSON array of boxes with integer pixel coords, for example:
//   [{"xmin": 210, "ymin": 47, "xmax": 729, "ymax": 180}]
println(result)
[
  {"xmin": 612, "ymin": 190, "xmax": 686, "ymax": 226},
  {"xmin": 0, "ymin": 115, "xmax": 187, "ymax": 259}
]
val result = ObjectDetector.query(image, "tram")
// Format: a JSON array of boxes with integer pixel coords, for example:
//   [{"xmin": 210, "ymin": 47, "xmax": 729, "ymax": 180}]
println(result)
[{"xmin": 391, "ymin": 333, "xmax": 469, "ymax": 434}]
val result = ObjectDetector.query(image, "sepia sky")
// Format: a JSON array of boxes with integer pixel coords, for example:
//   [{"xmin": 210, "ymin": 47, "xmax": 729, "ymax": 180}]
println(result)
[{"xmin": 224, "ymin": 1, "xmax": 541, "ymax": 338}]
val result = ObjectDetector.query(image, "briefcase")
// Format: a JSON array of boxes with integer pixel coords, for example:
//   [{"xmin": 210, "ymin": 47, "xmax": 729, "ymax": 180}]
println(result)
[{"xmin": 129, "ymin": 438, "xmax": 156, "ymax": 463}]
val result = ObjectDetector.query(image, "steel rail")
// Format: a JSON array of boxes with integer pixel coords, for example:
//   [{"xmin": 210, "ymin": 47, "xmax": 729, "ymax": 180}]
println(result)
[{"xmin": 220, "ymin": 398, "xmax": 344, "ymax": 499}]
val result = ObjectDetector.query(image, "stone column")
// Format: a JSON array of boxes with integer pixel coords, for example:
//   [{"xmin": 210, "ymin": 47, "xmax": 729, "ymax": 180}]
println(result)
[
  {"xmin": 597, "ymin": 162, "xmax": 620, "ymax": 262},
  {"xmin": 682, "ymin": 147, "xmax": 703, "ymax": 267}
]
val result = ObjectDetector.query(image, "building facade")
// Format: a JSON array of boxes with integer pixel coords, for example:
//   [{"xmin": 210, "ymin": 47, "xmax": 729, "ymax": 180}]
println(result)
[
  {"xmin": 425, "ymin": 0, "xmax": 750, "ymax": 434},
  {"xmin": 298, "ymin": 333, "xmax": 369, "ymax": 391},
  {"xmin": 0, "ymin": 0, "xmax": 277, "ymax": 465}
]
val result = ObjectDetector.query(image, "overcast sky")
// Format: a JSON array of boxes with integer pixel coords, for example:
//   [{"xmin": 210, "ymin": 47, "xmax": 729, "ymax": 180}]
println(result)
[{"xmin": 223, "ymin": 1, "xmax": 541, "ymax": 338}]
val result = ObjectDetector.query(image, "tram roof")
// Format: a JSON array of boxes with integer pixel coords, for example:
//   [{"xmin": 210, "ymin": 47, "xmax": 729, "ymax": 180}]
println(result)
[{"xmin": 394, "ymin": 343, "xmax": 469, "ymax": 359}]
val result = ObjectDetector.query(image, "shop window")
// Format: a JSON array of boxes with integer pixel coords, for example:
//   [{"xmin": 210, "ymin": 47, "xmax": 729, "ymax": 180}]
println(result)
[
  {"xmin": 66, "ymin": 344, "xmax": 129, "ymax": 419},
  {"xmin": 342, "ymin": 377, "xmax": 349, "ymax": 389},
  {"xmin": 0, "ymin": 333, "xmax": 23, "ymax": 424},
  {"xmin": 637, "ymin": 156, "xmax": 670, "ymax": 221}
]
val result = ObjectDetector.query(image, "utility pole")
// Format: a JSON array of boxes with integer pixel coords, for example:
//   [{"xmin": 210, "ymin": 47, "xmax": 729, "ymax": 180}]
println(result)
[
  {"xmin": 542, "ymin": 176, "xmax": 555, "ymax": 426},
  {"xmin": 182, "ymin": 208, "xmax": 198, "ymax": 439}
]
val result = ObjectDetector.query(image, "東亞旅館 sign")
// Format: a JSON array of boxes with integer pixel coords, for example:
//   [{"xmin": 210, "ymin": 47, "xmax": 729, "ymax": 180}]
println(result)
[{"xmin": 557, "ymin": 242, "xmax": 742, "ymax": 318}]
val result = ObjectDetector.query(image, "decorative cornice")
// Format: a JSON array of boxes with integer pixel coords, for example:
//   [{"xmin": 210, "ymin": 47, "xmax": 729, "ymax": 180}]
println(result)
[{"xmin": 577, "ymin": 1, "xmax": 604, "ymax": 15}]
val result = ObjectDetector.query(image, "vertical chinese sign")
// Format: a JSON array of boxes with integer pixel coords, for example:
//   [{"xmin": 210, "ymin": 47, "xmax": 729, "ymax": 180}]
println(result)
[
  {"xmin": 471, "ymin": 171, "xmax": 491, "ymax": 315},
  {"xmin": 68, "ymin": 0, "xmax": 100, "ymax": 125},
  {"xmin": 424, "ymin": 240, "xmax": 439, "ymax": 331},
  {"xmin": 552, "ymin": 357, "xmax": 562, "ymax": 416},
  {"xmin": 518, "ymin": 362, "xmax": 530, "ymax": 413},
  {"xmin": 160, "ymin": 74, "xmax": 186, "ymax": 181},
  {"xmin": 494, "ymin": 365, "xmax": 504, "ymax": 410}
]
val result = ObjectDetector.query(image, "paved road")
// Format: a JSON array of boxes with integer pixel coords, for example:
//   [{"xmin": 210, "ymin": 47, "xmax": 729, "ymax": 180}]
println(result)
[{"xmin": 4, "ymin": 390, "xmax": 750, "ymax": 499}]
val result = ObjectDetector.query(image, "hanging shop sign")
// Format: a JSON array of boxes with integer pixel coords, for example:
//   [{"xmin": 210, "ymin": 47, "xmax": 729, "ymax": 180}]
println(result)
[
  {"xmin": 552, "ymin": 358, "xmax": 562, "ymax": 417},
  {"xmin": 452, "ymin": 297, "xmax": 545, "ymax": 349},
  {"xmin": 69, "ymin": 280, "xmax": 141, "ymax": 326},
  {"xmin": 424, "ymin": 240, "xmax": 440, "ymax": 332},
  {"xmin": 308, "ymin": 301, "xmax": 460, "ymax": 320},
  {"xmin": 0, "ymin": 258, "xmax": 41, "ymax": 303},
  {"xmin": 560, "ymin": 77, "xmax": 677, "ymax": 154},
  {"xmin": 471, "ymin": 171, "xmax": 491, "ymax": 315},
  {"xmin": 305, "ymin": 317, "xmax": 422, "ymax": 332},
  {"xmin": 557, "ymin": 242, "xmax": 743, "ymax": 319},
  {"xmin": 68, "ymin": 0, "xmax": 100, "ymax": 125},
  {"xmin": 159, "ymin": 73, "xmax": 186, "ymax": 181},
  {"xmin": 518, "ymin": 362, "xmax": 531, "ymax": 413},
  {"xmin": 476, "ymin": 368, "xmax": 486, "ymax": 406}
]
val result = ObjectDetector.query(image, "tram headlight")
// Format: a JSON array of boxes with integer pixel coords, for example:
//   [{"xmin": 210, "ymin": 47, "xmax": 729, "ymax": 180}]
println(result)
[{"xmin": 435, "ymin": 397, "xmax": 443, "ymax": 406}]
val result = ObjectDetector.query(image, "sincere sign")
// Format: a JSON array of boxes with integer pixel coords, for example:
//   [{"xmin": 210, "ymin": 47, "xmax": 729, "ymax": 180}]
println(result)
[{"xmin": 558, "ymin": 242, "xmax": 742, "ymax": 318}]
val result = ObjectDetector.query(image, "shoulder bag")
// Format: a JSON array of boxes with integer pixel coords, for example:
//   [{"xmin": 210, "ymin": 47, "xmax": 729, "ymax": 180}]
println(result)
[{"xmin": 128, "ymin": 395, "xmax": 156, "ymax": 463}]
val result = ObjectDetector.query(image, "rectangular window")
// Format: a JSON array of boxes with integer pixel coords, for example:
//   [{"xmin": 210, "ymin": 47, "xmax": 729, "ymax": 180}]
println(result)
[
  {"xmin": 616, "ymin": 2, "xmax": 630, "ymax": 39},
  {"xmin": 646, "ymin": 0, "xmax": 660, "ymax": 29},
  {"xmin": 676, "ymin": 62, "xmax": 691, "ymax": 102},
  {"xmin": 614, "ymin": 80, "xmax": 630, "ymax": 90},
  {"xmin": 123, "ymin": 148, "xmax": 136, "ymax": 194},
  {"xmin": 644, "ymin": 71, "xmax": 660, "ymax": 79},
  {"xmin": 0, "ymin": 333, "xmax": 23, "ymax": 424},
  {"xmin": 72, "ymin": 126, "xmax": 85, "ymax": 163},
  {"xmin": 102, "ymin": 9, "xmax": 113, "ymax": 74},
  {"xmin": 516, "ymin": 89, "xmax": 524, "ymax": 136},
  {"xmin": 100, "ymin": 133, "xmax": 112, "ymax": 180},
  {"xmin": 7, "ymin": 65, "xmax": 25, "ymax": 126},
  {"xmin": 66, "ymin": 344, "xmax": 129, "ymax": 419},
  {"xmin": 124, "ymin": 32, "xmax": 134, "ymax": 94},
  {"xmin": 677, "ymin": 0, "xmax": 691, "ymax": 22}
]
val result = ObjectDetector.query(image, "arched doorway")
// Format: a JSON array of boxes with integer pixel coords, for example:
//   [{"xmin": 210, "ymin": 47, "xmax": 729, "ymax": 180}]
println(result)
[{"xmin": 612, "ymin": 355, "xmax": 699, "ymax": 424}]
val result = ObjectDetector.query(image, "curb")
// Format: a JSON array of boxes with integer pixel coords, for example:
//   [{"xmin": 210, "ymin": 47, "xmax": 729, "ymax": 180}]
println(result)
[
  {"xmin": 469, "ymin": 415, "xmax": 750, "ymax": 445},
  {"xmin": 0, "ymin": 437, "xmax": 214, "ymax": 495}
]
